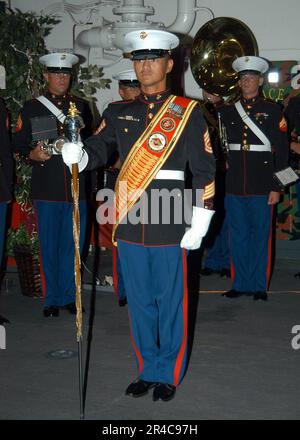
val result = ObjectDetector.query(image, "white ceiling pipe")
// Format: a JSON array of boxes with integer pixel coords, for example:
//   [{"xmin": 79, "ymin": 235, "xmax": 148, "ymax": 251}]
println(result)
[
  {"xmin": 75, "ymin": 24, "xmax": 114, "ymax": 52},
  {"xmin": 167, "ymin": 0, "xmax": 197, "ymax": 34},
  {"xmin": 113, "ymin": 0, "xmax": 155, "ymax": 21}
]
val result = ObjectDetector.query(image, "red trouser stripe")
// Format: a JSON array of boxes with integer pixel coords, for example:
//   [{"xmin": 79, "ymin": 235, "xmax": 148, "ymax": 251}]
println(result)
[{"xmin": 173, "ymin": 248, "xmax": 188, "ymax": 386}]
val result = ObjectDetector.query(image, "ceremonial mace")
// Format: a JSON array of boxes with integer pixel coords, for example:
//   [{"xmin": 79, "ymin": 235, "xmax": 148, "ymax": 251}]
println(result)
[{"xmin": 64, "ymin": 102, "xmax": 85, "ymax": 419}]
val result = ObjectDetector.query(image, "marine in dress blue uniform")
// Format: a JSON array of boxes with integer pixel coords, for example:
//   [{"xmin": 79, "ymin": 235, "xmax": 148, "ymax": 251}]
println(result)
[
  {"xmin": 62, "ymin": 30, "xmax": 215, "ymax": 401},
  {"xmin": 219, "ymin": 56, "xmax": 289, "ymax": 300},
  {"xmin": 12, "ymin": 52, "xmax": 93, "ymax": 317}
]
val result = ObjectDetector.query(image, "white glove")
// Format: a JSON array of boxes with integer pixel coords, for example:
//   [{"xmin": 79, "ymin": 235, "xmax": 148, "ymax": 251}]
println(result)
[
  {"xmin": 61, "ymin": 141, "xmax": 88, "ymax": 172},
  {"xmin": 180, "ymin": 206, "xmax": 215, "ymax": 250}
]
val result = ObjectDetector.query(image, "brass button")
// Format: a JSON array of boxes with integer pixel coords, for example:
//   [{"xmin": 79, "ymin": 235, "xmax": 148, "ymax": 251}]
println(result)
[
  {"xmin": 242, "ymin": 144, "xmax": 250, "ymax": 151},
  {"xmin": 148, "ymin": 113, "xmax": 153, "ymax": 119},
  {"xmin": 156, "ymin": 94, "xmax": 162, "ymax": 100},
  {"xmin": 149, "ymin": 103, "xmax": 154, "ymax": 109},
  {"xmin": 124, "ymin": 128, "xmax": 128, "ymax": 133}
]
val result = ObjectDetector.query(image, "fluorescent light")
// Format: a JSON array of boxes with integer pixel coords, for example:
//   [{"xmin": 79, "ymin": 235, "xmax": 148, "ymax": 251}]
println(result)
[{"xmin": 268, "ymin": 71, "xmax": 279, "ymax": 83}]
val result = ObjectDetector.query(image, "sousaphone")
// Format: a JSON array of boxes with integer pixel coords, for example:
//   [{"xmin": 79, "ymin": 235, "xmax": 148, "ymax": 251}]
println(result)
[{"xmin": 190, "ymin": 17, "xmax": 258, "ymax": 97}]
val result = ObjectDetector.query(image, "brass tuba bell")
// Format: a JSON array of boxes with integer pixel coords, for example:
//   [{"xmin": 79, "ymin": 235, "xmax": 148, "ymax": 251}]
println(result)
[{"xmin": 190, "ymin": 17, "xmax": 258, "ymax": 97}]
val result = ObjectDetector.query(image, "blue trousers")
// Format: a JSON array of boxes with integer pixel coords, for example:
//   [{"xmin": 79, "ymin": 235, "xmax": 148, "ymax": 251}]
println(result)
[
  {"xmin": 113, "ymin": 247, "xmax": 126, "ymax": 300},
  {"xmin": 34, "ymin": 201, "xmax": 87, "ymax": 307},
  {"xmin": 0, "ymin": 202, "xmax": 8, "ymax": 267},
  {"xmin": 225, "ymin": 194, "xmax": 273, "ymax": 292},
  {"xmin": 117, "ymin": 241, "xmax": 188, "ymax": 386},
  {"xmin": 205, "ymin": 217, "xmax": 230, "ymax": 271}
]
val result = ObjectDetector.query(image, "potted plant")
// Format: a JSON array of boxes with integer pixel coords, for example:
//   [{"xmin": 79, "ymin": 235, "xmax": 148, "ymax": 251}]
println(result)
[
  {"xmin": 6, "ymin": 153, "xmax": 41, "ymax": 297},
  {"xmin": 6, "ymin": 222, "xmax": 42, "ymax": 297}
]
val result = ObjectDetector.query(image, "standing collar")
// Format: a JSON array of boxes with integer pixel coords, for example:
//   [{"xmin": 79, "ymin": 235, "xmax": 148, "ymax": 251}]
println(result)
[
  {"xmin": 241, "ymin": 94, "xmax": 260, "ymax": 105},
  {"xmin": 138, "ymin": 89, "xmax": 171, "ymax": 104},
  {"xmin": 45, "ymin": 91, "xmax": 69, "ymax": 100}
]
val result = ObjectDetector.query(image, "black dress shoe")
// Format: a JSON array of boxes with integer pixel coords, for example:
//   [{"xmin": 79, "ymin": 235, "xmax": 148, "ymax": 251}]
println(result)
[
  {"xmin": 219, "ymin": 268, "xmax": 231, "ymax": 278},
  {"xmin": 152, "ymin": 383, "xmax": 176, "ymax": 402},
  {"xmin": 253, "ymin": 291, "xmax": 268, "ymax": 301},
  {"xmin": 222, "ymin": 289, "xmax": 242, "ymax": 298},
  {"xmin": 43, "ymin": 306, "xmax": 59, "ymax": 317},
  {"xmin": 201, "ymin": 267, "xmax": 220, "ymax": 276},
  {"xmin": 125, "ymin": 379, "xmax": 156, "ymax": 398},
  {"xmin": 64, "ymin": 303, "xmax": 85, "ymax": 314},
  {"xmin": 0, "ymin": 314, "xmax": 10, "ymax": 324},
  {"xmin": 118, "ymin": 297, "xmax": 127, "ymax": 307}
]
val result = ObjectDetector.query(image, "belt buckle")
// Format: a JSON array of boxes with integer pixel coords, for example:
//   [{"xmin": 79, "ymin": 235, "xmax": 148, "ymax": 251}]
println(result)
[{"xmin": 242, "ymin": 144, "xmax": 250, "ymax": 151}]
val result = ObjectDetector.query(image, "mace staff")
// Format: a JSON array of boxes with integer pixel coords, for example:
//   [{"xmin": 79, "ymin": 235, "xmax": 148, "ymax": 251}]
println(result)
[{"xmin": 64, "ymin": 102, "xmax": 85, "ymax": 419}]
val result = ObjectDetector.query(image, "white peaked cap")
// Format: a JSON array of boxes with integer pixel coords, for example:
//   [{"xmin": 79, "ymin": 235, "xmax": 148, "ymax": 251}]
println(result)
[
  {"xmin": 39, "ymin": 52, "xmax": 79, "ymax": 70},
  {"xmin": 124, "ymin": 29, "xmax": 179, "ymax": 54},
  {"xmin": 112, "ymin": 69, "xmax": 138, "ymax": 82},
  {"xmin": 232, "ymin": 56, "xmax": 269, "ymax": 74}
]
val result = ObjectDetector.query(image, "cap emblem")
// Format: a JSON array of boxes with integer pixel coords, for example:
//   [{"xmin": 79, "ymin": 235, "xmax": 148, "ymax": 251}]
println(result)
[{"xmin": 140, "ymin": 31, "xmax": 148, "ymax": 40}]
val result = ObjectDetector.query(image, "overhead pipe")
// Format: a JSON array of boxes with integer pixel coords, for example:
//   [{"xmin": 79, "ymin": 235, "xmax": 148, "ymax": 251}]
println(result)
[{"xmin": 167, "ymin": 0, "xmax": 197, "ymax": 34}]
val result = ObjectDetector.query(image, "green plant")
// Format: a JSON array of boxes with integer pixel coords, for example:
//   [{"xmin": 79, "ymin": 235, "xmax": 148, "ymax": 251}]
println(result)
[
  {"xmin": 13, "ymin": 153, "xmax": 33, "ymax": 210},
  {"xmin": 6, "ymin": 223, "xmax": 39, "ymax": 260},
  {"xmin": 0, "ymin": 8, "xmax": 60, "ymax": 123},
  {"xmin": 72, "ymin": 64, "xmax": 112, "ymax": 102},
  {"xmin": 71, "ymin": 64, "xmax": 111, "ymax": 123}
]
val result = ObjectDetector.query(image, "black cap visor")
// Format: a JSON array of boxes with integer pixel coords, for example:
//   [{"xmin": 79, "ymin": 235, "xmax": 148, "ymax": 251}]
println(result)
[
  {"xmin": 239, "ymin": 69, "xmax": 262, "ymax": 77},
  {"xmin": 131, "ymin": 49, "xmax": 170, "ymax": 61},
  {"xmin": 46, "ymin": 67, "xmax": 72, "ymax": 74},
  {"xmin": 119, "ymin": 79, "xmax": 140, "ymax": 88}
]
